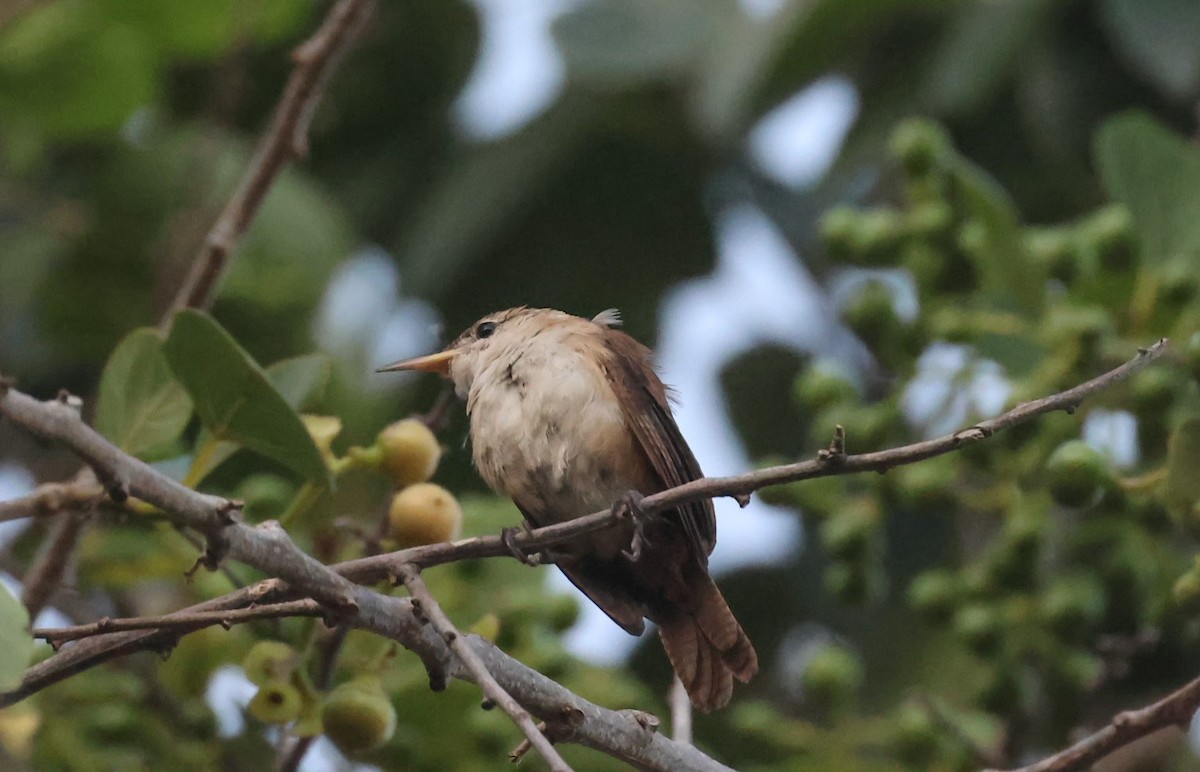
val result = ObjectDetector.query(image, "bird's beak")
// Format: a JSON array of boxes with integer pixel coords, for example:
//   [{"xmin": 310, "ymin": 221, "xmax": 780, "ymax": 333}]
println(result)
[{"xmin": 376, "ymin": 349, "xmax": 456, "ymax": 376}]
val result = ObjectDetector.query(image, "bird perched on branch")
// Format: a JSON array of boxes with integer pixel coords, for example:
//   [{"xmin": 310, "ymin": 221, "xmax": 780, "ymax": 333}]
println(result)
[{"xmin": 379, "ymin": 307, "xmax": 757, "ymax": 710}]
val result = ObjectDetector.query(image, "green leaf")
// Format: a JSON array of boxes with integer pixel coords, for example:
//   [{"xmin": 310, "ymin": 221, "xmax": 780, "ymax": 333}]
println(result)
[
  {"xmin": 0, "ymin": 582, "xmax": 33, "ymax": 691},
  {"xmin": 164, "ymin": 310, "xmax": 331, "ymax": 486},
  {"xmin": 1165, "ymin": 418, "xmax": 1200, "ymax": 517},
  {"xmin": 0, "ymin": 3, "xmax": 158, "ymax": 138},
  {"xmin": 183, "ymin": 354, "xmax": 331, "ymax": 487},
  {"xmin": 1099, "ymin": 0, "xmax": 1200, "ymax": 101},
  {"xmin": 1095, "ymin": 112, "xmax": 1200, "ymax": 267},
  {"xmin": 94, "ymin": 328, "xmax": 194, "ymax": 457},
  {"xmin": 950, "ymin": 157, "xmax": 1045, "ymax": 313},
  {"xmin": 265, "ymin": 354, "xmax": 332, "ymax": 412}
]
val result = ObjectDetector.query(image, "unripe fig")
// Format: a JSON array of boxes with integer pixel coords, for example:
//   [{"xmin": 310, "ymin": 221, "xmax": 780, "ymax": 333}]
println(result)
[
  {"xmin": 242, "ymin": 641, "xmax": 298, "ymax": 686},
  {"xmin": 378, "ymin": 418, "xmax": 441, "ymax": 487},
  {"xmin": 892, "ymin": 703, "xmax": 939, "ymax": 765},
  {"xmin": 820, "ymin": 501, "xmax": 875, "ymax": 561},
  {"xmin": 389, "ymin": 483, "xmax": 463, "ymax": 547},
  {"xmin": 1042, "ymin": 574, "xmax": 1106, "ymax": 636},
  {"xmin": 906, "ymin": 200, "xmax": 954, "ymax": 240},
  {"xmin": 1045, "ymin": 440, "xmax": 1109, "ymax": 508},
  {"xmin": 321, "ymin": 677, "xmax": 396, "ymax": 755},
  {"xmin": 819, "ymin": 206, "xmax": 859, "ymax": 260},
  {"xmin": 793, "ymin": 361, "xmax": 857, "ymax": 412},
  {"xmin": 824, "ymin": 561, "xmax": 869, "ymax": 605},
  {"xmin": 1173, "ymin": 570, "xmax": 1200, "ymax": 611},
  {"xmin": 889, "ymin": 118, "xmax": 948, "ymax": 178},
  {"xmin": 953, "ymin": 603, "xmax": 1002, "ymax": 656},
  {"xmin": 801, "ymin": 644, "xmax": 863, "ymax": 710},
  {"xmin": 248, "ymin": 680, "xmax": 303, "ymax": 724},
  {"xmin": 908, "ymin": 570, "xmax": 959, "ymax": 622}
]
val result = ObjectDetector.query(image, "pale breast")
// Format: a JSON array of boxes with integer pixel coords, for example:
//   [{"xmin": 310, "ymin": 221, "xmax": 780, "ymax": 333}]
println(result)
[{"xmin": 466, "ymin": 332, "xmax": 641, "ymax": 525}]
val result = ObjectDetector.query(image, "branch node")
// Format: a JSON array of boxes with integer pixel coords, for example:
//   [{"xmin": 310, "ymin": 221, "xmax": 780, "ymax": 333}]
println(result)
[
  {"xmin": 481, "ymin": 699, "xmax": 496, "ymax": 711},
  {"xmin": 0, "ymin": 375, "xmax": 14, "ymax": 396},
  {"xmin": 216, "ymin": 499, "xmax": 243, "ymax": 525},
  {"xmin": 817, "ymin": 425, "xmax": 847, "ymax": 463},
  {"xmin": 56, "ymin": 390, "xmax": 82, "ymax": 411},
  {"xmin": 508, "ymin": 721, "xmax": 550, "ymax": 764},
  {"xmin": 620, "ymin": 709, "xmax": 661, "ymax": 735},
  {"xmin": 424, "ymin": 660, "xmax": 448, "ymax": 693},
  {"xmin": 733, "ymin": 493, "xmax": 751, "ymax": 508}
]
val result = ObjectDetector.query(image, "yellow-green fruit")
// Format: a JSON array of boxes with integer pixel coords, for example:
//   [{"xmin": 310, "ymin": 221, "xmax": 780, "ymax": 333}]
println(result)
[
  {"xmin": 242, "ymin": 641, "xmax": 298, "ymax": 686},
  {"xmin": 1045, "ymin": 440, "xmax": 1109, "ymax": 508},
  {"xmin": 801, "ymin": 644, "xmax": 863, "ymax": 710},
  {"xmin": 321, "ymin": 678, "xmax": 396, "ymax": 755},
  {"xmin": 248, "ymin": 680, "xmax": 303, "ymax": 724},
  {"xmin": 389, "ymin": 483, "xmax": 463, "ymax": 547},
  {"xmin": 378, "ymin": 419, "xmax": 441, "ymax": 487}
]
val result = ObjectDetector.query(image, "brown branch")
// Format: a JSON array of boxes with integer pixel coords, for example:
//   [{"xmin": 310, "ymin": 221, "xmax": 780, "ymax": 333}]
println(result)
[
  {"xmin": 1002, "ymin": 675, "xmax": 1200, "ymax": 772},
  {"xmin": 20, "ymin": 511, "xmax": 89, "ymax": 618},
  {"xmin": 32, "ymin": 599, "xmax": 322, "ymax": 645},
  {"xmin": 0, "ymin": 481, "xmax": 102, "ymax": 523},
  {"xmin": 164, "ymin": 0, "xmax": 377, "ymax": 318},
  {"xmin": 398, "ymin": 564, "xmax": 572, "ymax": 772}
]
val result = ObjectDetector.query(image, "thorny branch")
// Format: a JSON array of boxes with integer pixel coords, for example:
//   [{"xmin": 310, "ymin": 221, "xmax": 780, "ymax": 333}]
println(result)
[
  {"xmin": 165, "ymin": 0, "xmax": 377, "ymax": 318},
  {"xmin": 0, "ymin": 339, "xmax": 1171, "ymax": 772},
  {"xmin": 32, "ymin": 599, "xmax": 324, "ymax": 646}
]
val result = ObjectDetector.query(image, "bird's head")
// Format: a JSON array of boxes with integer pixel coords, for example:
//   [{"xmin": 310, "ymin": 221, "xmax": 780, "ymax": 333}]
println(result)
[{"xmin": 377, "ymin": 307, "xmax": 621, "ymax": 397}]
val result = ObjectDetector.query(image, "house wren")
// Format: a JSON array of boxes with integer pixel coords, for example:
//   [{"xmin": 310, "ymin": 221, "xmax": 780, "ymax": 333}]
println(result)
[{"xmin": 379, "ymin": 307, "xmax": 757, "ymax": 710}]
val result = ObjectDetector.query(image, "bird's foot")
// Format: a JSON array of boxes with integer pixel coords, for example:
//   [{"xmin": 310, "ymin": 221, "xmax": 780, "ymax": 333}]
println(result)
[
  {"xmin": 614, "ymin": 490, "xmax": 653, "ymax": 561},
  {"xmin": 501, "ymin": 524, "xmax": 541, "ymax": 566}
]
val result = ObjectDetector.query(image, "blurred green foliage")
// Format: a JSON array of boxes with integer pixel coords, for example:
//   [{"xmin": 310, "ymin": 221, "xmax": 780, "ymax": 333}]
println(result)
[{"xmin": 5, "ymin": 0, "xmax": 1200, "ymax": 769}]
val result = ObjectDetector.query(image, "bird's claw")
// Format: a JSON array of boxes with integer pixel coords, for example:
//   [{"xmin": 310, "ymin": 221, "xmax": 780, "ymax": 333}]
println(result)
[
  {"xmin": 502, "ymin": 525, "xmax": 541, "ymax": 566},
  {"xmin": 614, "ymin": 491, "xmax": 653, "ymax": 561}
]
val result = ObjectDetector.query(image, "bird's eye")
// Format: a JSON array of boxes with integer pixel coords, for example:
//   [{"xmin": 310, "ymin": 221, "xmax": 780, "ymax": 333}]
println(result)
[{"xmin": 475, "ymin": 321, "xmax": 498, "ymax": 339}]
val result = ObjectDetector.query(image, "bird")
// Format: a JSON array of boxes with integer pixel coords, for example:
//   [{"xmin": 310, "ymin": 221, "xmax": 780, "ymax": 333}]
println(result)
[{"xmin": 379, "ymin": 306, "xmax": 757, "ymax": 711}]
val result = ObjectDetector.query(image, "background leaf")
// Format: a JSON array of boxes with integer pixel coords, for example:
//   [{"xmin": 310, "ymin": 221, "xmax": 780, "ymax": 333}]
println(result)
[
  {"xmin": 1095, "ymin": 112, "xmax": 1200, "ymax": 267},
  {"xmin": 1165, "ymin": 418, "xmax": 1200, "ymax": 518},
  {"xmin": 94, "ymin": 328, "xmax": 193, "ymax": 457},
  {"xmin": 1099, "ymin": 0, "xmax": 1200, "ymax": 101},
  {"xmin": 164, "ymin": 310, "xmax": 331, "ymax": 486},
  {"xmin": 0, "ymin": 583, "xmax": 33, "ymax": 691}
]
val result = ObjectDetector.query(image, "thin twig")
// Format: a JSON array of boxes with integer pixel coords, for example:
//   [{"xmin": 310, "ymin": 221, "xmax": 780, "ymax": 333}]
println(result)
[
  {"xmin": 20, "ymin": 511, "xmax": 89, "ymax": 619},
  {"xmin": 397, "ymin": 564, "xmax": 572, "ymax": 772},
  {"xmin": 164, "ymin": 0, "xmax": 377, "ymax": 318},
  {"xmin": 0, "ymin": 481, "xmax": 102, "ymax": 523},
  {"xmin": 1000, "ymin": 674, "xmax": 1200, "ymax": 772},
  {"xmin": 668, "ymin": 675, "xmax": 692, "ymax": 745},
  {"xmin": 32, "ymin": 599, "xmax": 322, "ymax": 645}
]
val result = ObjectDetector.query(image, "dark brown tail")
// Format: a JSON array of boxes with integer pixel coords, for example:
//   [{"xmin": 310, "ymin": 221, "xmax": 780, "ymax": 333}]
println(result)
[{"xmin": 657, "ymin": 573, "xmax": 757, "ymax": 712}]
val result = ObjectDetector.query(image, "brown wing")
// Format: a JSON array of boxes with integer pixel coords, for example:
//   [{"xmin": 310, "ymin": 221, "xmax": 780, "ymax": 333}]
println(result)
[{"xmin": 600, "ymin": 327, "xmax": 717, "ymax": 563}]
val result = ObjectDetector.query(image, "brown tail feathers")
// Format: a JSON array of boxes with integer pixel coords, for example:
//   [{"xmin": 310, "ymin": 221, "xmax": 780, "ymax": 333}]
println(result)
[{"xmin": 657, "ymin": 573, "xmax": 757, "ymax": 712}]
